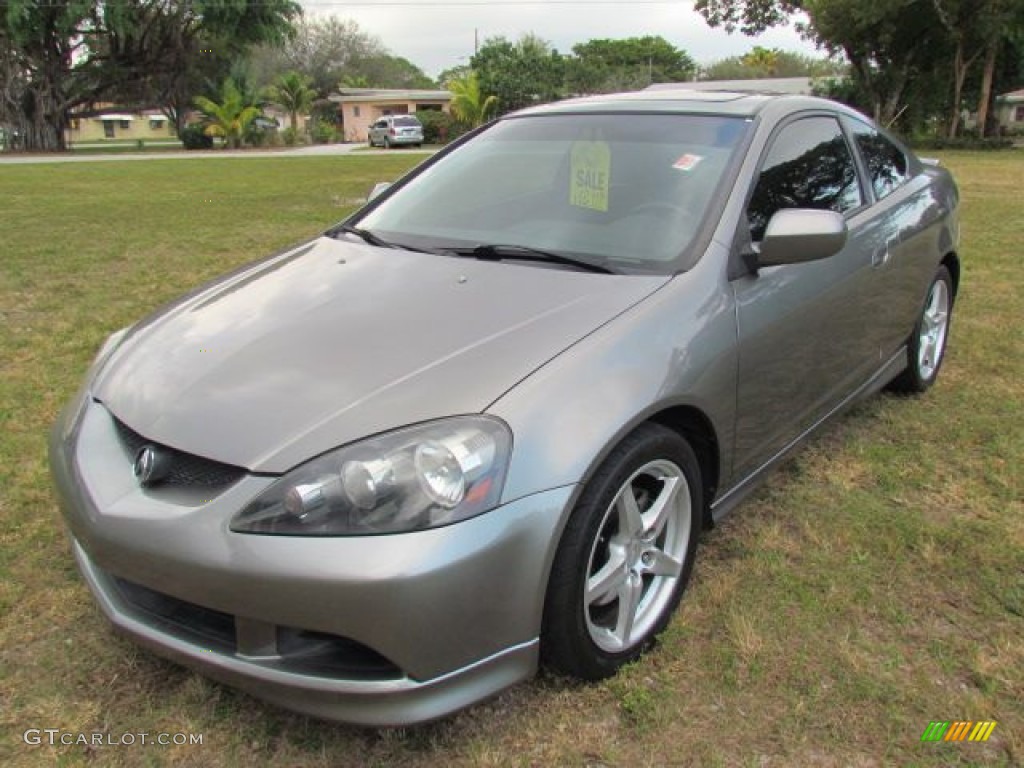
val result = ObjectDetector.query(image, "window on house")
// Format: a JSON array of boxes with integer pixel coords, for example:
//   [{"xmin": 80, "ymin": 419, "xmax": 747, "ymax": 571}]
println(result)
[
  {"xmin": 1015, "ymin": 105, "xmax": 1024, "ymax": 122},
  {"xmin": 747, "ymin": 116, "xmax": 863, "ymax": 242},
  {"xmin": 120, "ymin": 120, "xmax": 131, "ymax": 130},
  {"xmin": 149, "ymin": 119, "xmax": 162, "ymax": 130},
  {"xmin": 353, "ymin": 106, "xmax": 360, "ymax": 117}
]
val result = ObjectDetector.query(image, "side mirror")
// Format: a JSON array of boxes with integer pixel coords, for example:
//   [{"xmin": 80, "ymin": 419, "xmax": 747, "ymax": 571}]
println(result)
[
  {"xmin": 755, "ymin": 209, "xmax": 848, "ymax": 268},
  {"xmin": 367, "ymin": 181, "xmax": 391, "ymax": 202}
]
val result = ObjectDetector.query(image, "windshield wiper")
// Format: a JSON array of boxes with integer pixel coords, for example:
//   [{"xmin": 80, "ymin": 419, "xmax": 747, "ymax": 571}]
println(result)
[
  {"xmin": 451, "ymin": 244, "xmax": 615, "ymax": 274},
  {"xmin": 333, "ymin": 223, "xmax": 394, "ymax": 248},
  {"xmin": 332, "ymin": 224, "xmax": 447, "ymax": 256}
]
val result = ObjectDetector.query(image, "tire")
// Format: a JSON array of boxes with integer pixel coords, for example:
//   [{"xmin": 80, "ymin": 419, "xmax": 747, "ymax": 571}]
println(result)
[
  {"xmin": 542, "ymin": 423, "xmax": 701, "ymax": 680},
  {"xmin": 889, "ymin": 265, "xmax": 954, "ymax": 394}
]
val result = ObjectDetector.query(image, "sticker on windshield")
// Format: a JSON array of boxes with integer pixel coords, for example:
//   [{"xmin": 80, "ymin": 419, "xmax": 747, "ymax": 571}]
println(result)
[
  {"xmin": 570, "ymin": 141, "xmax": 611, "ymax": 212},
  {"xmin": 673, "ymin": 153, "xmax": 703, "ymax": 172}
]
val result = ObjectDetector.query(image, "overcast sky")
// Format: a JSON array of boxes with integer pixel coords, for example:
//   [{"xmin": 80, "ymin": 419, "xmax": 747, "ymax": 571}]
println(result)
[{"xmin": 301, "ymin": 0, "xmax": 819, "ymax": 78}]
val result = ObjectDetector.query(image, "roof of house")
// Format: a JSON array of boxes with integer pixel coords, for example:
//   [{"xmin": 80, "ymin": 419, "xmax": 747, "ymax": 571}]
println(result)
[
  {"xmin": 996, "ymin": 88, "xmax": 1024, "ymax": 102},
  {"xmin": 329, "ymin": 88, "xmax": 452, "ymax": 104},
  {"xmin": 646, "ymin": 77, "xmax": 816, "ymax": 95}
]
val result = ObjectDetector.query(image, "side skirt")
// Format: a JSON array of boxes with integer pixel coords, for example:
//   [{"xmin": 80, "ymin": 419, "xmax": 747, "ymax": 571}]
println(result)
[{"xmin": 709, "ymin": 347, "xmax": 908, "ymax": 524}]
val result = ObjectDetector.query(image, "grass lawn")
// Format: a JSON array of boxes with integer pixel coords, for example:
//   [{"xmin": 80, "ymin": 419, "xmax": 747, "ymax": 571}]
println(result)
[{"xmin": 0, "ymin": 152, "xmax": 1020, "ymax": 766}]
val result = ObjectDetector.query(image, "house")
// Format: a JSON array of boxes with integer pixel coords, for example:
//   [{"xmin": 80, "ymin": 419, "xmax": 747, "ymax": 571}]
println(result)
[
  {"xmin": 646, "ymin": 77, "xmax": 816, "ymax": 95},
  {"xmin": 66, "ymin": 109, "xmax": 177, "ymax": 143},
  {"xmin": 329, "ymin": 88, "xmax": 452, "ymax": 143},
  {"xmin": 995, "ymin": 89, "xmax": 1024, "ymax": 134}
]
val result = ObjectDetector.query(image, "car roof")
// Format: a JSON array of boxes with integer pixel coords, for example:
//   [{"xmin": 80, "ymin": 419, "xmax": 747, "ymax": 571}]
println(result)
[{"xmin": 514, "ymin": 90, "xmax": 848, "ymax": 120}]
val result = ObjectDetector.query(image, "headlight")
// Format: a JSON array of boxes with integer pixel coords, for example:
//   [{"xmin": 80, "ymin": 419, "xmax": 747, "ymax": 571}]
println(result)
[{"xmin": 230, "ymin": 416, "xmax": 512, "ymax": 536}]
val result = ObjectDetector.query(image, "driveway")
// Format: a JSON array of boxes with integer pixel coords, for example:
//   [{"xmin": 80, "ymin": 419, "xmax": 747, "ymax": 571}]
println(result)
[{"xmin": 0, "ymin": 143, "xmax": 435, "ymax": 165}]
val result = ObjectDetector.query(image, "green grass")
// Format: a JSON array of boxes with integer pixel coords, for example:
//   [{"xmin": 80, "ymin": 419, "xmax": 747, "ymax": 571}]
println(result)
[{"xmin": 0, "ymin": 152, "xmax": 1021, "ymax": 766}]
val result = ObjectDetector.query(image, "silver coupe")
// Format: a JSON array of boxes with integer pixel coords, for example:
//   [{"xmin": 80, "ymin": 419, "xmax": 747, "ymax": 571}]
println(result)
[{"xmin": 50, "ymin": 89, "xmax": 959, "ymax": 726}]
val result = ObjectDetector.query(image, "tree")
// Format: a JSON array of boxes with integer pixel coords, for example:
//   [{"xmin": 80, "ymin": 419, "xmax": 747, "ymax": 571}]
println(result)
[
  {"xmin": 247, "ymin": 17, "xmax": 379, "ymax": 95},
  {"xmin": 471, "ymin": 34, "xmax": 565, "ymax": 115},
  {"xmin": 267, "ymin": 71, "xmax": 314, "ymax": 131},
  {"xmin": 942, "ymin": 0, "xmax": 1024, "ymax": 136},
  {"xmin": 247, "ymin": 17, "xmax": 433, "ymax": 95},
  {"xmin": 966, "ymin": 0, "xmax": 1024, "ymax": 136},
  {"xmin": 565, "ymin": 36, "xmax": 696, "ymax": 94},
  {"xmin": 194, "ymin": 78, "xmax": 260, "ymax": 149},
  {"xmin": 437, "ymin": 64, "xmax": 472, "ymax": 90},
  {"xmin": 356, "ymin": 54, "xmax": 435, "ymax": 90},
  {"xmin": 0, "ymin": 0, "xmax": 299, "ymax": 152},
  {"xmin": 695, "ymin": 0, "xmax": 948, "ymax": 126},
  {"xmin": 447, "ymin": 70, "xmax": 497, "ymax": 127},
  {"xmin": 701, "ymin": 46, "xmax": 846, "ymax": 79}
]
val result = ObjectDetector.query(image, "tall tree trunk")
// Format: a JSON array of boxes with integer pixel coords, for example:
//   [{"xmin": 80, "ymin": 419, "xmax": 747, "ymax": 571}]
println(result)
[
  {"xmin": 949, "ymin": 41, "xmax": 966, "ymax": 138},
  {"xmin": 17, "ymin": 48, "xmax": 70, "ymax": 151},
  {"xmin": 22, "ymin": 83, "xmax": 66, "ymax": 151},
  {"xmin": 976, "ymin": 41, "xmax": 998, "ymax": 137}
]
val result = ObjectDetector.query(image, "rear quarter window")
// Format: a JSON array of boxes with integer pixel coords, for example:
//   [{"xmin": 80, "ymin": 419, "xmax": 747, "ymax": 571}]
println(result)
[{"xmin": 849, "ymin": 119, "xmax": 911, "ymax": 200}]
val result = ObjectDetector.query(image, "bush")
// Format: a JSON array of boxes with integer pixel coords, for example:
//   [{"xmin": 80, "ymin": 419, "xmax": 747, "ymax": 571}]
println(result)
[
  {"xmin": 910, "ymin": 135, "xmax": 1014, "ymax": 151},
  {"xmin": 310, "ymin": 119, "xmax": 338, "ymax": 144},
  {"xmin": 179, "ymin": 124, "xmax": 213, "ymax": 150},
  {"xmin": 281, "ymin": 126, "xmax": 303, "ymax": 146},
  {"xmin": 416, "ymin": 110, "xmax": 468, "ymax": 145},
  {"xmin": 245, "ymin": 122, "xmax": 275, "ymax": 148}
]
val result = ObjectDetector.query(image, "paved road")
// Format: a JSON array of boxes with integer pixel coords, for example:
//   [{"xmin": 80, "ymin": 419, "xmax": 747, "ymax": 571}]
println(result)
[{"xmin": 0, "ymin": 143, "xmax": 435, "ymax": 165}]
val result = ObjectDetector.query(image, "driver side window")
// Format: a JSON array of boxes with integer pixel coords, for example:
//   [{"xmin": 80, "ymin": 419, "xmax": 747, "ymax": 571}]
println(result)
[{"xmin": 747, "ymin": 116, "xmax": 863, "ymax": 241}]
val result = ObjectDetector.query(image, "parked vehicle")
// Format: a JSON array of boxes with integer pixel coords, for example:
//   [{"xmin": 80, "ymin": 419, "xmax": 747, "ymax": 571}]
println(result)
[
  {"xmin": 367, "ymin": 114, "xmax": 424, "ymax": 148},
  {"xmin": 51, "ymin": 89, "xmax": 959, "ymax": 726}
]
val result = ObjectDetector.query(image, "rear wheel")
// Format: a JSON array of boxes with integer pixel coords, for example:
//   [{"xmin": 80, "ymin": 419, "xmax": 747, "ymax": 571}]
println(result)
[
  {"xmin": 542, "ymin": 423, "xmax": 701, "ymax": 680},
  {"xmin": 889, "ymin": 265, "xmax": 953, "ymax": 393}
]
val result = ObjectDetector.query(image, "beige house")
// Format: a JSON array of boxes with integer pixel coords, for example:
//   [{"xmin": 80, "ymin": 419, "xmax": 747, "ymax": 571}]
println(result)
[
  {"xmin": 330, "ymin": 88, "xmax": 452, "ymax": 143},
  {"xmin": 995, "ymin": 89, "xmax": 1024, "ymax": 133},
  {"xmin": 66, "ymin": 109, "xmax": 177, "ymax": 144}
]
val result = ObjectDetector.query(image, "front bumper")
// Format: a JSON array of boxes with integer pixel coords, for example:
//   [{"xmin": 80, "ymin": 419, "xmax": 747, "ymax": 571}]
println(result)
[{"xmin": 50, "ymin": 399, "xmax": 575, "ymax": 725}]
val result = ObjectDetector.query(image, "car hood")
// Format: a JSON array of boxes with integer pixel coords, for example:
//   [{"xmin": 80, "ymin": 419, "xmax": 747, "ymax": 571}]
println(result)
[{"xmin": 94, "ymin": 236, "xmax": 667, "ymax": 473}]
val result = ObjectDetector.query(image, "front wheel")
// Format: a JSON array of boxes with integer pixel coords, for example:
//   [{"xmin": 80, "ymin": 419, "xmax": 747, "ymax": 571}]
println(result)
[
  {"xmin": 889, "ymin": 265, "xmax": 954, "ymax": 393},
  {"xmin": 542, "ymin": 423, "xmax": 701, "ymax": 680}
]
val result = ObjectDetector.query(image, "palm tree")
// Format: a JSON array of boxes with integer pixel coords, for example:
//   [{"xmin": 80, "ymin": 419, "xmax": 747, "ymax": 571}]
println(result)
[
  {"xmin": 267, "ymin": 71, "xmax": 316, "ymax": 132},
  {"xmin": 447, "ymin": 71, "xmax": 497, "ymax": 128},
  {"xmin": 741, "ymin": 46, "xmax": 780, "ymax": 78},
  {"xmin": 194, "ymin": 79, "xmax": 260, "ymax": 149}
]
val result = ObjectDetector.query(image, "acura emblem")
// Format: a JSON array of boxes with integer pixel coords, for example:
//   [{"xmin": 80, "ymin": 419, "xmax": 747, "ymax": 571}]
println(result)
[{"xmin": 133, "ymin": 445, "xmax": 170, "ymax": 486}]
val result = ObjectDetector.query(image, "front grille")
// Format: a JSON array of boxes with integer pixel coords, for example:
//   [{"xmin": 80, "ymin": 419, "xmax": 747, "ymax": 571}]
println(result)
[
  {"xmin": 111, "ymin": 414, "xmax": 245, "ymax": 488},
  {"xmin": 112, "ymin": 577, "xmax": 403, "ymax": 681}
]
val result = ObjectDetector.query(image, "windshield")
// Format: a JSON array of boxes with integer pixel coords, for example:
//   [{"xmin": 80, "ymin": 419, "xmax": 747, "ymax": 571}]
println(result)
[{"xmin": 356, "ymin": 113, "xmax": 749, "ymax": 274}]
